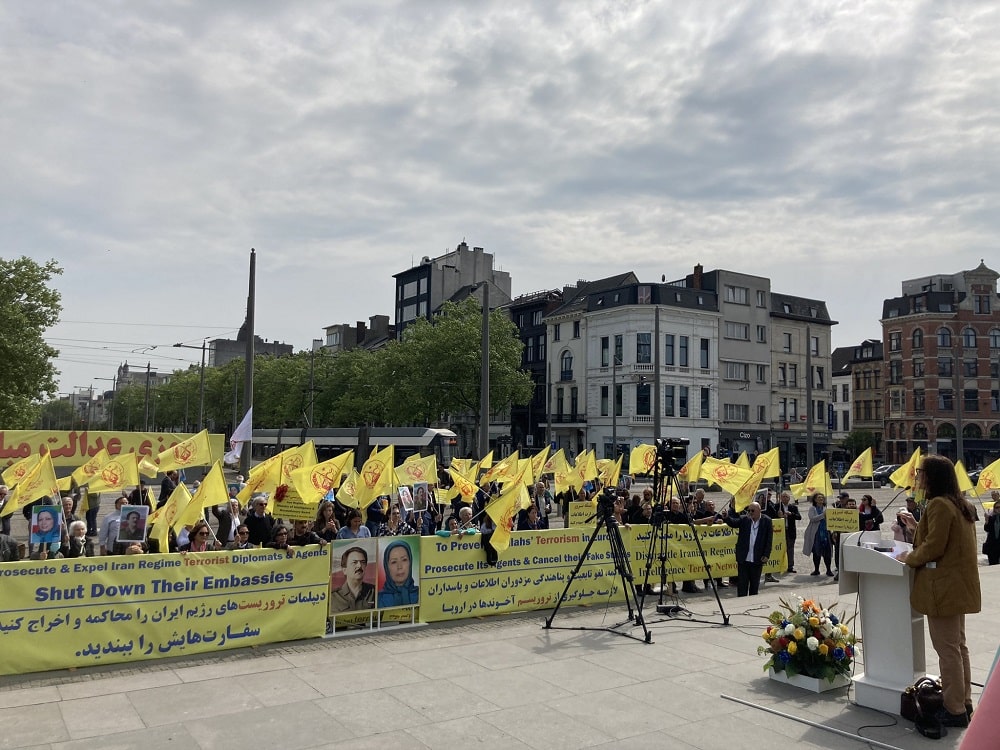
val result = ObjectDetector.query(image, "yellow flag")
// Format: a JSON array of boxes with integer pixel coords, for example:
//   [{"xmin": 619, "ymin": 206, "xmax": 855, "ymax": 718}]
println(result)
[
  {"xmin": 574, "ymin": 450, "xmax": 599, "ymax": 486},
  {"xmin": 629, "ymin": 444, "xmax": 657, "ymax": 476},
  {"xmin": 137, "ymin": 454, "xmax": 160, "ymax": 479},
  {"xmin": 486, "ymin": 469, "xmax": 530, "ymax": 554},
  {"xmin": 478, "ymin": 450, "xmax": 494, "ymax": 470},
  {"xmin": 791, "ymin": 460, "xmax": 834, "ymax": 499},
  {"xmin": 482, "ymin": 451, "xmax": 519, "ymax": 485},
  {"xmin": 700, "ymin": 457, "xmax": 755, "ymax": 495},
  {"xmin": 2, "ymin": 454, "xmax": 40, "ymax": 487},
  {"xmin": 843, "ymin": 447, "xmax": 873, "ymax": 481},
  {"xmin": 148, "ymin": 483, "xmax": 192, "ymax": 551},
  {"xmin": 173, "ymin": 461, "xmax": 228, "ymax": 531},
  {"xmin": 291, "ymin": 450, "xmax": 354, "ymax": 504},
  {"xmin": 336, "ymin": 468, "xmax": 363, "ymax": 509},
  {"xmin": 677, "ymin": 451, "xmax": 704, "ymax": 483},
  {"xmin": 735, "ymin": 452, "xmax": 751, "ymax": 470},
  {"xmin": 732, "ymin": 448, "xmax": 781, "ymax": 511},
  {"xmin": 600, "ymin": 454, "xmax": 624, "ymax": 488},
  {"xmin": 1, "ymin": 453, "xmax": 60, "ymax": 518},
  {"xmin": 542, "ymin": 448, "xmax": 564, "ymax": 474},
  {"xmin": 156, "ymin": 430, "xmax": 215, "ymax": 472},
  {"xmin": 70, "ymin": 449, "xmax": 111, "ymax": 486},
  {"xmin": 87, "ymin": 453, "xmax": 140, "ymax": 494},
  {"xmin": 356, "ymin": 445, "xmax": 395, "ymax": 506},
  {"xmin": 890, "ymin": 448, "xmax": 922, "ymax": 490},
  {"xmin": 450, "ymin": 458, "xmax": 472, "ymax": 476},
  {"xmin": 752, "ymin": 447, "xmax": 782, "ymax": 479},
  {"xmin": 279, "ymin": 441, "xmax": 318, "ymax": 485},
  {"xmin": 955, "ymin": 460, "xmax": 974, "ymax": 494},
  {"xmin": 973, "ymin": 456, "xmax": 1000, "ymax": 496},
  {"xmin": 547, "ymin": 450, "xmax": 574, "ymax": 495},
  {"xmin": 237, "ymin": 454, "xmax": 283, "ymax": 507},
  {"xmin": 530, "ymin": 445, "xmax": 551, "ymax": 483},
  {"xmin": 448, "ymin": 467, "xmax": 480, "ymax": 504},
  {"xmin": 395, "ymin": 454, "xmax": 437, "ymax": 487},
  {"xmin": 57, "ymin": 475, "xmax": 74, "ymax": 492}
]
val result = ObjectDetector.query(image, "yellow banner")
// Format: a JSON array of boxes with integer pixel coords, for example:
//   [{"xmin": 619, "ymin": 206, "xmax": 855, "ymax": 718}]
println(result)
[
  {"xmin": 269, "ymin": 484, "xmax": 317, "ymax": 522},
  {"xmin": 0, "ymin": 430, "xmax": 226, "ymax": 469},
  {"xmin": 0, "ymin": 547, "xmax": 330, "ymax": 676},
  {"xmin": 419, "ymin": 529, "xmax": 625, "ymax": 622},
  {"xmin": 825, "ymin": 508, "xmax": 859, "ymax": 534}
]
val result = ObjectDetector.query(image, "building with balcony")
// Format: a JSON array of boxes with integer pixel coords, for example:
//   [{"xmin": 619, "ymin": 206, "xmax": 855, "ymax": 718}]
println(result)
[{"xmin": 881, "ymin": 261, "xmax": 1000, "ymax": 466}]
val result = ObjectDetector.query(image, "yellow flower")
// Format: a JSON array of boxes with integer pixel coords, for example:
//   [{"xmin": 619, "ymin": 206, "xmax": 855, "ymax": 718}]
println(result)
[
  {"xmin": 818, "ymin": 643, "xmax": 829, "ymax": 656},
  {"xmin": 793, "ymin": 628, "xmax": 805, "ymax": 641},
  {"xmin": 840, "ymin": 624, "xmax": 849, "ymax": 635},
  {"xmin": 808, "ymin": 616, "xmax": 820, "ymax": 627},
  {"xmin": 762, "ymin": 628, "xmax": 774, "ymax": 641},
  {"xmin": 787, "ymin": 641, "xmax": 798, "ymax": 655}
]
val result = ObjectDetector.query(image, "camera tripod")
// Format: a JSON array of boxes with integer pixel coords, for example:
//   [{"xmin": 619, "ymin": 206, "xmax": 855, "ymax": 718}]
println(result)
[
  {"xmin": 543, "ymin": 492, "xmax": 652, "ymax": 643},
  {"xmin": 637, "ymin": 441, "xmax": 730, "ymax": 626}
]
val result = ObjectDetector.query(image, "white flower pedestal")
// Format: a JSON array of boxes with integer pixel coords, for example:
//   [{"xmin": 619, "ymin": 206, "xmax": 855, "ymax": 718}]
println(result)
[{"xmin": 769, "ymin": 668, "xmax": 850, "ymax": 693}]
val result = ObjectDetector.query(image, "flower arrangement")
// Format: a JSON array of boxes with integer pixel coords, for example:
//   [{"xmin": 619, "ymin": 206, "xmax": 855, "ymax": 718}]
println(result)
[{"xmin": 759, "ymin": 596, "xmax": 859, "ymax": 682}]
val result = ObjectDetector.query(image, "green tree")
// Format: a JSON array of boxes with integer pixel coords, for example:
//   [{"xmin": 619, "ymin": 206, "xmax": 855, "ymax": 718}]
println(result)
[
  {"xmin": 0, "ymin": 257, "xmax": 63, "ymax": 427},
  {"xmin": 36, "ymin": 398, "xmax": 77, "ymax": 430},
  {"xmin": 841, "ymin": 429, "xmax": 878, "ymax": 460}
]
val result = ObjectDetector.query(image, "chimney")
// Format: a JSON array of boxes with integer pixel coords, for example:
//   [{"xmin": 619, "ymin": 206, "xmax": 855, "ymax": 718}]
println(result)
[
  {"xmin": 356, "ymin": 321, "xmax": 367, "ymax": 344},
  {"xmin": 693, "ymin": 264, "xmax": 703, "ymax": 290}
]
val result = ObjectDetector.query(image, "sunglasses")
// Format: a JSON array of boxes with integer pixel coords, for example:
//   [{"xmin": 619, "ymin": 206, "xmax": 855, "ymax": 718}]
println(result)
[
  {"xmin": 197, "ymin": 531, "xmax": 210, "ymax": 537},
  {"xmin": 275, "ymin": 533, "xmax": 287, "ymax": 537},
  {"xmin": 237, "ymin": 530, "xmax": 249, "ymax": 535}
]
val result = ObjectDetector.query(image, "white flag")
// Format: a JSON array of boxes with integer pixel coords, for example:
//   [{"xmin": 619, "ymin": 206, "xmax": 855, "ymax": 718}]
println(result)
[{"xmin": 224, "ymin": 408, "xmax": 253, "ymax": 466}]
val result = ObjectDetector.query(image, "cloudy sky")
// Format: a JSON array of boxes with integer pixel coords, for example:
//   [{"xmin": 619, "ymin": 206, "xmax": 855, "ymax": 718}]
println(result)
[{"xmin": 4, "ymin": 1, "xmax": 999, "ymax": 396}]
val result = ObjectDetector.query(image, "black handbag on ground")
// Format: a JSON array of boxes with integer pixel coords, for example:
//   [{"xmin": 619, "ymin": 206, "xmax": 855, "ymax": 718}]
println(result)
[{"xmin": 901, "ymin": 676, "xmax": 945, "ymax": 738}]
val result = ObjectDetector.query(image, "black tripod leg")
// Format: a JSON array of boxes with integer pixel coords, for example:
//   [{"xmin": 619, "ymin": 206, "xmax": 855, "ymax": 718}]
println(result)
[{"xmin": 544, "ymin": 518, "xmax": 607, "ymax": 629}]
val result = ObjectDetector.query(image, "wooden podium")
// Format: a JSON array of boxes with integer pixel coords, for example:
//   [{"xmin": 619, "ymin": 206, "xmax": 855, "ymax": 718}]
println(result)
[{"xmin": 839, "ymin": 531, "xmax": 926, "ymax": 714}]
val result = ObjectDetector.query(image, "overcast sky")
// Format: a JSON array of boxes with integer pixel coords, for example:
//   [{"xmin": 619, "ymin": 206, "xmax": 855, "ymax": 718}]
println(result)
[{"xmin": 4, "ymin": 1, "xmax": 999, "ymax": 398}]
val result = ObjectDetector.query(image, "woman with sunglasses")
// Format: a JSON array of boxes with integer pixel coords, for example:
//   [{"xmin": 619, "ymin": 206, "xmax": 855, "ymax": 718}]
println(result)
[{"xmin": 181, "ymin": 520, "xmax": 217, "ymax": 553}]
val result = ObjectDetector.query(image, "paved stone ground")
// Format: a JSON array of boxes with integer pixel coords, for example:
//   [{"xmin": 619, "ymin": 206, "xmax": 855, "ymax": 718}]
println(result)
[{"xmin": 0, "ymin": 484, "xmax": 993, "ymax": 748}]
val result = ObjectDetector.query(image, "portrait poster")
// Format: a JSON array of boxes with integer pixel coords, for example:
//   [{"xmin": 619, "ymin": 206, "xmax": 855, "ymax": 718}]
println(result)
[
  {"xmin": 30, "ymin": 505, "xmax": 62, "ymax": 545},
  {"xmin": 329, "ymin": 538, "xmax": 377, "ymax": 614},
  {"xmin": 117, "ymin": 504, "xmax": 149, "ymax": 543},
  {"xmin": 412, "ymin": 482, "xmax": 429, "ymax": 513},
  {"xmin": 376, "ymin": 535, "xmax": 421, "ymax": 609},
  {"xmin": 397, "ymin": 485, "xmax": 413, "ymax": 512}
]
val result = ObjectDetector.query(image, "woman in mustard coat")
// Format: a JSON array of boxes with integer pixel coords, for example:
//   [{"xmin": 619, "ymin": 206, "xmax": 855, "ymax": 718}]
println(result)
[{"xmin": 900, "ymin": 454, "xmax": 981, "ymax": 730}]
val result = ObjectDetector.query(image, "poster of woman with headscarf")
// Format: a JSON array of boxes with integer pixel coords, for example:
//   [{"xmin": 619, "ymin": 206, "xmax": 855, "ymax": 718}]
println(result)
[{"xmin": 377, "ymin": 537, "xmax": 420, "ymax": 608}]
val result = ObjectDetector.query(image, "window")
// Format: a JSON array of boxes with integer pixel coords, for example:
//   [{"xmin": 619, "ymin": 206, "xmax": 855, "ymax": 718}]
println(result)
[
  {"xmin": 678, "ymin": 386, "xmax": 689, "ymax": 417},
  {"xmin": 789, "ymin": 364, "xmax": 798, "ymax": 387},
  {"xmin": 600, "ymin": 386, "xmax": 609, "ymax": 416},
  {"xmin": 842, "ymin": 412, "xmax": 849, "ymax": 431},
  {"xmin": 975, "ymin": 295, "xmax": 991, "ymax": 314},
  {"xmin": 756, "ymin": 325, "xmax": 767, "ymax": 343},
  {"xmin": 841, "ymin": 384, "xmax": 849, "ymax": 402},
  {"xmin": 636, "ymin": 383, "xmax": 651, "ymax": 415},
  {"xmin": 570, "ymin": 387, "xmax": 579, "ymax": 416},
  {"xmin": 937, "ymin": 327, "xmax": 952, "ymax": 347},
  {"xmin": 664, "ymin": 334, "xmax": 674, "ymax": 366},
  {"xmin": 725, "ymin": 362, "xmax": 749, "ymax": 381},
  {"xmin": 783, "ymin": 332, "xmax": 792, "ymax": 353},
  {"xmin": 664, "ymin": 386, "xmax": 675, "ymax": 417},
  {"xmin": 556, "ymin": 387, "xmax": 564, "ymax": 417},
  {"xmin": 889, "ymin": 360, "xmax": 902, "ymax": 384},
  {"xmin": 913, "ymin": 422, "xmax": 927, "ymax": 439},
  {"xmin": 964, "ymin": 388, "xmax": 978, "ymax": 412},
  {"xmin": 938, "ymin": 357, "xmax": 953, "ymax": 377},
  {"xmin": 890, "ymin": 390, "xmax": 902, "ymax": 411},
  {"xmin": 679, "ymin": 336, "xmax": 689, "ymax": 367},
  {"xmin": 814, "ymin": 366, "xmax": 825, "ymax": 389},
  {"xmin": 964, "ymin": 358, "xmax": 977, "ymax": 377},
  {"xmin": 525, "ymin": 337, "xmax": 535, "ymax": 363},
  {"xmin": 724, "ymin": 321, "xmax": 749, "ymax": 340},
  {"xmin": 914, "ymin": 389, "xmax": 925, "ymax": 412},
  {"xmin": 913, "ymin": 329, "xmax": 924, "ymax": 349},
  {"xmin": 962, "ymin": 327, "xmax": 977, "ymax": 348},
  {"xmin": 778, "ymin": 398, "xmax": 786, "ymax": 421},
  {"xmin": 572, "ymin": 321, "xmax": 581, "ymax": 338},
  {"xmin": 724, "ymin": 404, "xmax": 749, "ymax": 422},
  {"xmin": 831, "ymin": 386, "xmax": 837, "ymax": 403},
  {"xmin": 990, "ymin": 328, "xmax": 1000, "ymax": 349},
  {"xmin": 614, "ymin": 384, "xmax": 623, "ymax": 417},
  {"xmin": 601, "ymin": 337, "xmax": 609, "ymax": 367},
  {"xmin": 778, "ymin": 364, "xmax": 786, "ymax": 386},
  {"xmin": 913, "ymin": 359, "xmax": 924, "ymax": 377},
  {"xmin": 757, "ymin": 405, "xmax": 766, "ymax": 423},
  {"xmin": 756, "ymin": 364, "xmax": 767, "ymax": 383},
  {"xmin": 725, "ymin": 285, "xmax": 748, "ymax": 304},
  {"xmin": 531, "ymin": 310, "xmax": 543, "ymax": 326},
  {"xmin": 756, "ymin": 290, "xmax": 767, "ymax": 307},
  {"xmin": 553, "ymin": 324, "xmax": 561, "ymax": 342},
  {"xmin": 992, "ymin": 390, "xmax": 999, "ymax": 412},
  {"xmin": 789, "ymin": 398, "xmax": 798, "ymax": 420},
  {"xmin": 889, "ymin": 332, "xmax": 901, "ymax": 352},
  {"xmin": 560, "ymin": 351, "xmax": 573, "ymax": 381},
  {"xmin": 701, "ymin": 387, "xmax": 710, "ymax": 418},
  {"xmin": 814, "ymin": 400, "xmax": 825, "ymax": 422},
  {"xmin": 700, "ymin": 338, "xmax": 710, "ymax": 369},
  {"xmin": 636, "ymin": 332, "xmax": 651, "ymax": 364},
  {"xmin": 614, "ymin": 334, "xmax": 623, "ymax": 365},
  {"xmin": 537, "ymin": 334, "xmax": 545, "ymax": 361},
  {"xmin": 810, "ymin": 336, "xmax": 819, "ymax": 356},
  {"xmin": 637, "ymin": 285, "xmax": 651, "ymax": 304},
  {"xmin": 938, "ymin": 389, "xmax": 953, "ymax": 410}
]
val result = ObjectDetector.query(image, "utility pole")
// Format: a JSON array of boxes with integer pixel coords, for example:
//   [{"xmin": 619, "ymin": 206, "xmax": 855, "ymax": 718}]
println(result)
[
  {"xmin": 240, "ymin": 249, "xmax": 256, "ymax": 476},
  {"xmin": 479, "ymin": 282, "xmax": 490, "ymax": 459}
]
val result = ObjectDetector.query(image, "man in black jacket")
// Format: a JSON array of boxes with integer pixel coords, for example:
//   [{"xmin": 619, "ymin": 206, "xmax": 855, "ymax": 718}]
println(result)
[{"xmin": 725, "ymin": 501, "xmax": 773, "ymax": 597}]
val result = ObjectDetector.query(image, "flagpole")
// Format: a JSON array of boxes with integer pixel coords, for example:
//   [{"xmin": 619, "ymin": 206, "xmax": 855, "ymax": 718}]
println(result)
[{"xmin": 240, "ymin": 249, "xmax": 256, "ymax": 477}]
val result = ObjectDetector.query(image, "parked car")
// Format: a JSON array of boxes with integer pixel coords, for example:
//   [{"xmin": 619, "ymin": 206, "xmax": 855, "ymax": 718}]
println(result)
[{"xmin": 872, "ymin": 464, "xmax": 900, "ymax": 487}]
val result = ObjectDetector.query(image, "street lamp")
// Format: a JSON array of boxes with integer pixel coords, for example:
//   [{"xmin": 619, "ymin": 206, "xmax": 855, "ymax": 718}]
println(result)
[{"xmin": 173, "ymin": 339, "xmax": 207, "ymax": 431}]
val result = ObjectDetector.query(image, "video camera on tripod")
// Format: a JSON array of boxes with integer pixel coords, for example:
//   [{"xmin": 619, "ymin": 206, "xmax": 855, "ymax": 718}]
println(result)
[{"xmin": 654, "ymin": 437, "xmax": 690, "ymax": 478}]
